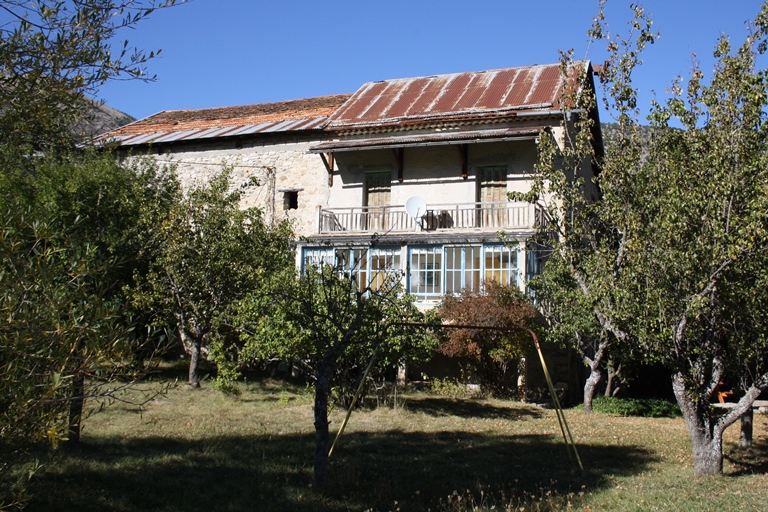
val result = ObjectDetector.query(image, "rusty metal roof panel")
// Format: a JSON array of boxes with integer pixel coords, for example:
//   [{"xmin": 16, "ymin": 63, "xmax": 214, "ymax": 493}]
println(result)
[
  {"xmin": 279, "ymin": 118, "xmax": 313, "ymax": 131},
  {"xmin": 431, "ymin": 73, "xmax": 472, "ymax": 113},
  {"xmin": 292, "ymin": 117, "xmax": 327, "ymax": 130},
  {"xmin": 338, "ymin": 82, "xmax": 387, "ymax": 122},
  {"xmin": 503, "ymin": 68, "xmax": 531, "ymax": 107},
  {"xmin": 327, "ymin": 61, "xmax": 588, "ymax": 130},
  {"xmin": 527, "ymin": 65, "xmax": 562, "ymax": 105},
  {"xmin": 223, "ymin": 124, "xmax": 260, "ymax": 136},
  {"xmin": 261, "ymin": 119, "xmax": 298, "ymax": 133},
  {"xmin": 384, "ymin": 79, "xmax": 427, "ymax": 118},
  {"xmin": 98, "ymin": 133, "xmax": 135, "ymax": 143},
  {"xmin": 479, "ymin": 69, "xmax": 519, "ymax": 107},
  {"xmin": 405, "ymin": 77, "xmax": 440, "ymax": 116},
  {"xmin": 358, "ymin": 82, "xmax": 398, "ymax": 121},
  {"xmin": 99, "ymin": 117, "xmax": 332, "ymax": 145}
]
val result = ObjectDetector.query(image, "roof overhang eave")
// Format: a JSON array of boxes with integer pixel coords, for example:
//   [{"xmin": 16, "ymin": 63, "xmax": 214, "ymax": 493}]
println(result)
[{"xmin": 310, "ymin": 126, "xmax": 548, "ymax": 153}]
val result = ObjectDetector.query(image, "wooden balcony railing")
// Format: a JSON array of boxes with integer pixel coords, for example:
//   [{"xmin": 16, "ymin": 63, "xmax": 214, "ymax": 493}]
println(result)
[{"xmin": 318, "ymin": 201, "xmax": 542, "ymax": 234}]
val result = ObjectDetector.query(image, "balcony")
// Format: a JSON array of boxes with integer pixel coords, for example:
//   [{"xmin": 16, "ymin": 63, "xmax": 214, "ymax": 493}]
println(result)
[{"xmin": 318, "ymin": 201, "xmax": 542, "ymax": 234}]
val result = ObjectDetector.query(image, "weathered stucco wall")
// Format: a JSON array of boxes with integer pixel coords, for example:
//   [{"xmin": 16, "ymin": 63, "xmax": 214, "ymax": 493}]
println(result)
[{"xmin": 330, "ymin": 138, "xmax": 540, "ymax": 210}]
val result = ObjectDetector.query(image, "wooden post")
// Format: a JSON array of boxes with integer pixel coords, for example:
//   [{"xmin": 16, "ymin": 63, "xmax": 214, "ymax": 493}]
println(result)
[{"xmin": 740, "ymin": 408, "xmax": 753, "ymax": 448}]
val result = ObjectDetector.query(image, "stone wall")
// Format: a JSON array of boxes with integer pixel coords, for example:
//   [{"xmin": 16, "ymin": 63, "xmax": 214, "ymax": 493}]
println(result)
[{"xmin": 141, "ymin": 133, "xmax": 331, "ymax": 237}]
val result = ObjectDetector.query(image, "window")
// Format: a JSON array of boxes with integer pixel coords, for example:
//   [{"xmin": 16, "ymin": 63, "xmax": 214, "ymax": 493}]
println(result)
[
  {"xmin": 302, "ymin": 247, "xmax": 335, "ymax": 271},
  {"xmin": 283, "ymin": 191, "xmax": 298, "ymax": 210},
  {"xmin": 484, "ymin": 245, "xmax": 517, "ymax": 285},
  {"xmin": 301, "ymin": 246, "xmax": 401, "ymax": 291},
  {"xmin": 478, "ymin": 165, "xmax": 507, "ymax": 201},
  {"xmin": 409, "ymin": 246, "xmax": 443, "ymax": 301},
  {"xmin": 356, "ymin": 247, "xmax": 401, "ymax": 291},
  {"xmin": 445, "ymin": 245, "xmax": 481, "ymax": 294},
  {"xmin": 408, "ymin": 244, "xmax": 517, "ymax": 302}
]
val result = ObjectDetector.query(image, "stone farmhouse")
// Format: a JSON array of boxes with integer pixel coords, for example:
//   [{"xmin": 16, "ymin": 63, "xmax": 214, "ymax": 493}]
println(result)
[
  {"xmin": 99, "ymin": 61, "xmax": 604, "ymax": 401},
  {"xmin": 100, "ymin": 60, "xmax": 603, "ymax": 310}
]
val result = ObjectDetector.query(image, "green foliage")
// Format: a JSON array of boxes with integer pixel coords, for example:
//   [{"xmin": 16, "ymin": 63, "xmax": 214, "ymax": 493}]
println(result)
[
  {"xmin": 235, "ymin": 253, "xmax": 435, "ymax": 490},
  {"xmin": 134, "ymin": 168, "xmax": 294, "ymax": 388},
  {"xmin": 237, "ymin": 262, "xmax": 432, "ymax": 405},
  {"xmin": 580, "ymin": 397, "xmax": 681, "ymax": 418},
  {"xmin": 528, "ymin": 0, "xmax": 768, "ymax": 474},
  {"xmin": 0, "ymin": 0, "xmax": 186, "ymax": 151},
  {"xmin": 0, "ymin": 149, "xmax": 178, "ymax": 507},
  {"xmin": 434, "ymin": 281, "xmax": 541, "ymax": 397},
  {"xmin": 0, "ymin": 1, "xmax": 187, "ymax": 506},
  {"xmin": 429, "ymin": 378, "xmax": 472, "ymax": 399}
]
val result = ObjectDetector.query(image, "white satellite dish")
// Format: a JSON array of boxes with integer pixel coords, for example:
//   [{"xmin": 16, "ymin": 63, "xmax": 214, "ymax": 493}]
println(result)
[{"xmin": 405, "ymin": 196, "xmax": 427, "ymax": 218}]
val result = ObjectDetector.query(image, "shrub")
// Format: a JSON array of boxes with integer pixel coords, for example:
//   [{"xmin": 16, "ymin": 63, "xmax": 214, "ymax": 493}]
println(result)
[
  {"xmin": 430, "ymin": 378, "xmax": 473, "ymax": 398},
  {"xmin": 582, "ymin": 397, "xmax": 681, "ymax": 418}
]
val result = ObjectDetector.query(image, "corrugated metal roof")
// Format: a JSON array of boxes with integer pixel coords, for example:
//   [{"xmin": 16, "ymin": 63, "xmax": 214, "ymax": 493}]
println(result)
[
  {"xmin": 311, "ymin": 126, "xmax": 545, "ymax": 152},
  {"xmin": 326, "ymin": 62, "xmax": 588, "ymax": 131},
  {"xmin": 95, "ymin": 94, "xmax": 352, "ymax": 147}
]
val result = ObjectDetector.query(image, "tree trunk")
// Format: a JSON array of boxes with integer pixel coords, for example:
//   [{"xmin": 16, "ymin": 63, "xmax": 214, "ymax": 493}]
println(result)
[
  {"xmin": 688, "ymin": 426, "xmax": 724, "ymax": 475},
  {"xmin": 605, "ymin": 362, "xmax": 621, "ymax": 397},
  {"xmin": 188, "ymin": 340, "xmax": 200, "ymax": 387},
  {"xmin": 583, "ymin": 364, "xmax": 602, "ymax": 413},
  {"xmin": 180, "ymin": 329, "xmax": 201, "ymax": 388},
  {"xmin": 672, "ymin": 373, "xmax": 724, "ymax": 475},
  {"xmin": 68, "ymin": 373, "xmax": 85, "ymax": 443},
  {"xmin": 313, "ymin": 363, "xmax": 332, "ymax": 491},
  {"xmin": 580, "ymin": 335, "xmax": 608, "ymax": 413}
]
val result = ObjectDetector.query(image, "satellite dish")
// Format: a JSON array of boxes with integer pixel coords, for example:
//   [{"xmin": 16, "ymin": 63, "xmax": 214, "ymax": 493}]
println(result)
[{"xmin": 405, "ymin": 196, "xmax": 427, "ymax": 218}]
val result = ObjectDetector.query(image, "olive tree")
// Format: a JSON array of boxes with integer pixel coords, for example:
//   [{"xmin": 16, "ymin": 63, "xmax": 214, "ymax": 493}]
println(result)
[
  {"xmin": 0, "ymin": 0, "xmax": 185, "ymax": 151},
  {"xmin": 0, "ymin": 149, "xmax": 179, "ymax": 508}
]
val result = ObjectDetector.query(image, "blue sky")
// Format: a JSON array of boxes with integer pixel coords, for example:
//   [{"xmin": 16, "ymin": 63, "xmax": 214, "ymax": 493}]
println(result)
[{"xmin": 98, "ymin": 1, "xmax": 766, "ymax": 124}]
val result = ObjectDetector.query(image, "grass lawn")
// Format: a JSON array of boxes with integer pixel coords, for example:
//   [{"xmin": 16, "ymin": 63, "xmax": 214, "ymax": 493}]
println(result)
[{"xmin": 23, "ymin": 378, "xmax": 768, "ymax": 511}]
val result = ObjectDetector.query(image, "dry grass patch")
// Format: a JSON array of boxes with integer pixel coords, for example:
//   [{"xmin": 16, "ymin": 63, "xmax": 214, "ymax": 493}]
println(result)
[{"xmin": 21, "ymin": 379, "xmax": 768, "ymax": 511}]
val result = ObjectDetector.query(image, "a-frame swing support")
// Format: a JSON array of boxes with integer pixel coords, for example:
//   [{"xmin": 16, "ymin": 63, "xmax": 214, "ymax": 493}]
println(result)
[{"xmin": 328, "ymin": 322, "xmax": 584, "ymax": 472}]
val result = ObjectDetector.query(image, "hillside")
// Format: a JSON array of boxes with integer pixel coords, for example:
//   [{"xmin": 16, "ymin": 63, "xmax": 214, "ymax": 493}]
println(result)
[
  {"xmin": 600, "ymin": 122, "xmax": 653, "ymax": 160},
  {"xmin": 75, "ymin": 99, "xmax": 136, "ymax": 139}
]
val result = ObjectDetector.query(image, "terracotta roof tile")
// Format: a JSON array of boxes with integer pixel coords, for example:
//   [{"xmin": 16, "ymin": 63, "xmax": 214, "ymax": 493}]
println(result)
[{"xmin": 112, "ymin": 94, "xmax": 352, "ymax": 136}]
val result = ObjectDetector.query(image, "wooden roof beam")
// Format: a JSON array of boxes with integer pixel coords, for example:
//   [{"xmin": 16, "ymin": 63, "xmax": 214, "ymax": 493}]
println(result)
[{"xmin": 319, "ymin": 152, "xmax": 334, "ymax": 186}]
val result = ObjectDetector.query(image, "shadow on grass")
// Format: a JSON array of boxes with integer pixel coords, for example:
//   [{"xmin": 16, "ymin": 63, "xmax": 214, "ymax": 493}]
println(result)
[
  {"xmin": 725, "ymin": 441, "xmax": 768, "ymax": 476},
  {"xmin": 405, "ymin": 397, "xmax": 544, "ymax": 420},
  {"xmin": 29, "ymin": 429, "xmax": 658, "ymax": 512}
]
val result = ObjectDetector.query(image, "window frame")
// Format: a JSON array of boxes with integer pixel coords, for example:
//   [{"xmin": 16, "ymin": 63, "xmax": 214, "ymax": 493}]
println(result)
[{"xmin": 408, "ymin": 243, "xmax": 519, "ymax": 302}]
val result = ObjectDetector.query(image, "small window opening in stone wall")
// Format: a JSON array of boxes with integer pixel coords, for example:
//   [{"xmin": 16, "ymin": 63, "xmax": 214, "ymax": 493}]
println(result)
[{"xmin": 283, "ymin": 191, "xmax": 299, "ymax": 210}]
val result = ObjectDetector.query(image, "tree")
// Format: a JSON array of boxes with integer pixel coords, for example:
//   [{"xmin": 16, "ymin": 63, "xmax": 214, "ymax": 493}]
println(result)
[
  {"xmin": 434, "ymin": 281, "xmax": 541, "ymax": 397},
  {"xmin": 236, "ymin": 254, "xmax": 430, "ymax": 492},
  {"xmin": 134, "ymin": 169, "xmax": 294, "ymax": 388},
  {"xmin": 517, "ymin": 38, "xmax": 645, "ymax": 412},
  {"xmin": 0, "ymin": 0, "xmax": 185, "ymax": 152},
  {"xmin": 529, "ymin": 252, "xmax": 624, "ymax": 411},
  {"xmin": 0, "ymin": 1, "xmax": 187, "ymax": 506},
  {"xmin": 0, "ymin": 149, "xmax": 179, "ymax": 507},
  {"xmin": 529, "ymin": 1, "xmax": 768, "ymax": 475}
]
